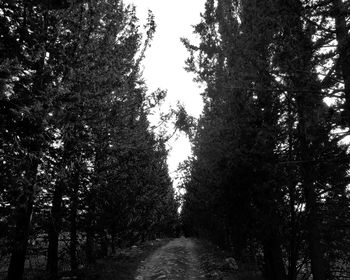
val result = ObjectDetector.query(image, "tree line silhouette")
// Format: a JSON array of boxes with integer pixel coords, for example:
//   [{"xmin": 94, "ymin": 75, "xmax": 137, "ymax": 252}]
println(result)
[
  {"xmin": 181, "ymin": 0, "xmax": 350, "ymax": 280},
  {"xmin": 0, "ymin": 1, "xmax": 178, "ymax": 279},
  {"xmin": 1, "ymin": 0, "xmax": 350, "ymax": 280}
]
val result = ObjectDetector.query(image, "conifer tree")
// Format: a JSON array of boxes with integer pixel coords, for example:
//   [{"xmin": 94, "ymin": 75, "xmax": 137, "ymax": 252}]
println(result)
[
  {"xmin": 182, "ymin": 1, "xmax": 350, "ymax": 279},
  {"xmin": 1, "ymin": 1, "xmax": 179, "ymax": 279}
]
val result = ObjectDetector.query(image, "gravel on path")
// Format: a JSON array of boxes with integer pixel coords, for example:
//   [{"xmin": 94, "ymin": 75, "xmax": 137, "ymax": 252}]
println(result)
[{"xmin": 135, "ymin": 237, "xmax": 205, "ymax": 280}]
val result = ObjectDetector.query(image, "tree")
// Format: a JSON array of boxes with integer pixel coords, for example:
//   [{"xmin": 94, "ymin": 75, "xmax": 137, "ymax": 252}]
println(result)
[
  {"xmin": 1, "ymin": 1, "xmax": 179, "ymax": 279},
  {"xmin": 181, "ymin": 1, "xmax": 350, "ymax": 279},
  {"xmin": 0, "ymin": 1, "xmax": 64, "ymax": 278}
]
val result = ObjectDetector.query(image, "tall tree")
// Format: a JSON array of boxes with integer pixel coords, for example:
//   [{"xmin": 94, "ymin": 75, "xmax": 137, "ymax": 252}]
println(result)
[
  {"xmin": 1, "ymin": 1, "xmax": 179, "ymax": 279},
  {"xmin": 0, "ymin": 1, "xmax": 63, "ymax": 278},
  {"xmin": 181, "ymin": 1, "xmax": 350, "ymax": 279}
]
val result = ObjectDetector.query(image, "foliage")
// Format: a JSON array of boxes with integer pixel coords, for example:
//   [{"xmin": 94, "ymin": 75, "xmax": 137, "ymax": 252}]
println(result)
[
  {"xmin": 0, "ymin": 1, "xmax": 178, "ymax": 279},
  {"xmin": 181, "ymin": 1, "xmax": 350, "ymax": 280}
]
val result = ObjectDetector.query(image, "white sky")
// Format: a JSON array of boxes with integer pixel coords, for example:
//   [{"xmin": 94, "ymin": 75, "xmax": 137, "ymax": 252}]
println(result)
[{"xmin": 124, "ymin": 0, "xmax": 205, "ymax": 188}]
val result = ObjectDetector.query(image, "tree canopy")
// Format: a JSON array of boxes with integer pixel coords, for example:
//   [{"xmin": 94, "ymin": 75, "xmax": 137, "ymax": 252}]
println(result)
[
  {"xmin": 0, "ymin": 1, "xmax": 178, "ymax": 279},
  {"xmin": 181, "ymin": 1, "xmax": 350, "ymax": 280}
]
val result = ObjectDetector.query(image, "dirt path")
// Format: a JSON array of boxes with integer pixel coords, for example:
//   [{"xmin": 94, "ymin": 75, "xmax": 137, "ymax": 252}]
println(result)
[{"xmin": 135, "ymin": 237, "xmax": 205, "ymax": 280}]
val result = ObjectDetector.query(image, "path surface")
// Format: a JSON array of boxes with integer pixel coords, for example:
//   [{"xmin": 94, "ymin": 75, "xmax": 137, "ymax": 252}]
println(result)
[{"xmin": 135, "ymin": 237, "xmax": 205, "ymax": 280}]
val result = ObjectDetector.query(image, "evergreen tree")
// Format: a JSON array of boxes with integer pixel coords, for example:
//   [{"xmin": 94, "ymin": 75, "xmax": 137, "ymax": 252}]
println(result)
[
  {"xmin": 1, "ymin": 1, "xmax": 179, "ymax": 279},
  {"xmin": 182, "ymin": 1, "xmax": 350, "ymax": 279}
]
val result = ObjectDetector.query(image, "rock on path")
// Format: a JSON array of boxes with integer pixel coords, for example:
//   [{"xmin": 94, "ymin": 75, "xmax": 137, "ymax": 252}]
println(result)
[{"xmin": 135, "ymin": 237, "xmax": 205, "ymax": 280}]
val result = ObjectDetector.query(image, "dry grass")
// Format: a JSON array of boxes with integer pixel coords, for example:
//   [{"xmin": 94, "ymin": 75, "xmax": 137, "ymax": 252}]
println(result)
[
  {"xmin": 194, "ymin": 239, "xmax": 263, "ymax": 280},
  {"xmin": 0, "ymin": 237, "xmax": 170, "ymax": 280}
]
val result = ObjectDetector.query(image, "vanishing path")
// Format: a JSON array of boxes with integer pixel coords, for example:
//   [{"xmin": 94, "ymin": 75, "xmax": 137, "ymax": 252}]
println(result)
[{"xmin": 135, "ymin": 237, "xmax": 205, "ymax": 280}]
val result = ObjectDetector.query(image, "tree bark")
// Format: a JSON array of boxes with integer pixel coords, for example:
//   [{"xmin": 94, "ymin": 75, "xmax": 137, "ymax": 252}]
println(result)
[
  {"xmin": 7, "ymin": 162, "xmax": 38, "ymax": 280},
  {"xmin": 287, "ymin": 103, "xmax": 298, "ymax": 280},
  {"xmin": 69, "ymin": 171, "xmax": 79, "ymax": 271},
  {"xmin": 100, "ymin": 230, "xmax": 108, "ymax": 257},
  {"xmin": 7, "ymin": 201, "xmax": 33, "ymax": 280},
  {"xmin": 297, "ymin": 96, "xmax": 327, "ymax": 280},
  {"xmin": 287, "ymin": 184, "xmax": 298, "ymax": 280},
  {"xmin": 85, "ymin": 226, "xmax": 95, "ymax": 264},
  {"xmin": 46, "ymin": 181, "xmax": 64, "ymax": 279},
  {"xmin": 110, "ymin": 228, "xmax": 116, "ymax": 255},
  {"xmin": 303, "ymin": 176, "xmax": 326, "ymax": 280},
  {"xmin": 85, "ymin": 188, "xmax": 96, "ymax": 264},
  {"xmin": 263, "ymin": 234, "xmax": 287, "ymax": 280},
  {"xmin": 333, "ymin": 0, "xmax": 350, "ymax": 125}
]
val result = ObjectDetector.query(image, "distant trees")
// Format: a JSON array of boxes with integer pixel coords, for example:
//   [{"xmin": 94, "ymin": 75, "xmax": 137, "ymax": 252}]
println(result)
[
  {"xmin": 0, "ymin": 1, "xmax": 178, "ymax": 280},
  {"xmin": 181, "ymin": 0, "xmax": 350, "ymax": 280}
]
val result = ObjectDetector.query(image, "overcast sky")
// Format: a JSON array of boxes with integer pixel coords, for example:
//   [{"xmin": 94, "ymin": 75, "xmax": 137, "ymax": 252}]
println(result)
[{"xmin": 124, "ymin": 0, "xmax": 205, "ymax": 188}]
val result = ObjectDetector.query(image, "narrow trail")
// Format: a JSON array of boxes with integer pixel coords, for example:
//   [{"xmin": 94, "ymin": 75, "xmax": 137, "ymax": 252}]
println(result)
[{"xmin": 135, "ymin": 237, "xmax": 205, "ymax": 280}]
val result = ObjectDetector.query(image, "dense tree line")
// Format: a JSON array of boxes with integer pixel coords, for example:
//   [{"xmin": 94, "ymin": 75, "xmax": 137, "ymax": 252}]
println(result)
[
  {"xmin": 181, "ymin": 0, "xmax": 350, "ymax": 280},
  {"xmin": 0, "ymin": 1, "xmax": 178, "ymax": 279}
]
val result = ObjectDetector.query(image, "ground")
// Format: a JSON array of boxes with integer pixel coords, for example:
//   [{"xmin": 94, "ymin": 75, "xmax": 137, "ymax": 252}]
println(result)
[
  {"xmin": 133, "ymin": 238, "xmax": 263, "ymax": 280},
  {"xmin": 73, "ymin": 237, "xmax": 262, "ymax": 280},
  {"xmin": 135, "ymin": 237, "xmax": 205, "ymax": 279}
]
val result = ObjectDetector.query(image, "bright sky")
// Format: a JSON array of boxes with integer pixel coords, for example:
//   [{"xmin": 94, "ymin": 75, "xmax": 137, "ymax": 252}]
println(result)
[{"xmin": 124, "ymin": 0, "xmax": 205, "ymax": 188}]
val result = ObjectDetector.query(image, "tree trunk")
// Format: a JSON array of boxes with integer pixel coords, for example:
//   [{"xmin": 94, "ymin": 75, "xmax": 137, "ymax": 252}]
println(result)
[
  {"xmin": 263, "ymin": 234, "xmax": 287, "ymax": 280},
  {"xmin": 100, "ymin": 230, "xmax": 108, "ymax": 257},
  {"xmin": 7, "ymin": 163, "xmax": 38, "ymax": 280},
  {"xmin": 46, "ymin": 181, "xmax": 64, "ymax": 279},
  {"xmin": 86, "ymin": 227, "xmax": 95, "ymax": 264},
  {"xmin": 303, "ymin": 172, "xmax": 326, "ymax": 280},
  {"xmin": 287, "ymin": 183, "xmax": 298, "ymax": 280},
  {"xmin": 110, "ymin": 228, "xmax": 116, "ymax": 255},
  {"xmin": 69, "ymin": 172, "xmax": 79, "ymax": 271},
  {"xmin": 287, "ymin": 107, "xmax": 298, "ymax": 280},
  {"xmin": 7, "ymin": 199, "xmax": 34, "ymax": 280},
  {"xmin": 297, "ymin": 99, "xmax": 327, "ymax": 280},
  {"xmin": 85, "ymin": 189, "xmax": 96, "ymax": 264},
  {"xmin": 333, "ymin": 0, "xmax": 350, "ymax": 125},
  {"xmin": 282, "ymin": 0, "xmax": 328, "ymax": 277}
]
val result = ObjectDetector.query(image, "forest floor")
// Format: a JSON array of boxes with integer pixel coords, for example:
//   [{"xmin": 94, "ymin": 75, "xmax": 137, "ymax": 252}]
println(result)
[
  {"xmin": 83, "ymin": 237, "xmax": 263, "ymax": 280},
  {"xmin": 3, "ymin": 237, "xmax": 262, "ymax": 279}
]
